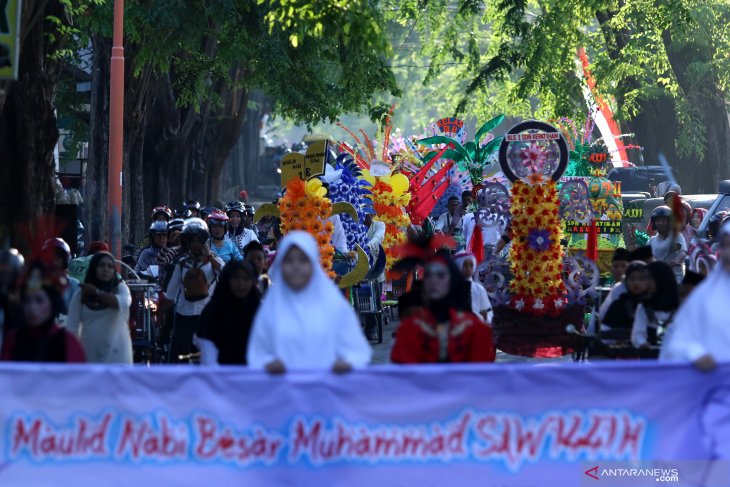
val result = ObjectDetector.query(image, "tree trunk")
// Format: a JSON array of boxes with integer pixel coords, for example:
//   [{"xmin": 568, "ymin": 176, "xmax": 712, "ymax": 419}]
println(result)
[
  {"xmin": 661, "ymin": 31, "xmax": 730, "ymax": 192},
  {"xmin": 595, "ymin": 10, "xmax": 698, "ymax": 192},
  {"xmin": 85, "ymin": 34, "xmax": 111, "ymax": 244},
  {"xmin": 0, "ymin": 0, "xmax": 67, "ymax": 248}
]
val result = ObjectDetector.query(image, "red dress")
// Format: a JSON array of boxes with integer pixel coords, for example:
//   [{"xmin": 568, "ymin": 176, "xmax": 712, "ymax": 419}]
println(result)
[
  {"xmin": 1, "ymin": 323, "xmax": 86, "ymax": 363},
  {"xmin": 391, "ymin": 308, "xmax": 496, "ymax": 363}
]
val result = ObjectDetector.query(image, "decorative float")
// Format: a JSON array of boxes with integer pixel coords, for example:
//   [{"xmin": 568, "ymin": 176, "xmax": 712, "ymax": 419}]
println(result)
[
  {"xmin": 254, "ymin": 141, "xmax": 369, "ymax": 288},
  {"xmin": 477, "ymin": 120, "xmax": 599, "ymax": 358}
]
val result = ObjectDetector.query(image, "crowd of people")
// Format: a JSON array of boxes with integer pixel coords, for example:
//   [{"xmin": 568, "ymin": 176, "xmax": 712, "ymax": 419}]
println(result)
[{"xmin": 1, "ymin": 178, "xmax": 729, "ymax": 371}]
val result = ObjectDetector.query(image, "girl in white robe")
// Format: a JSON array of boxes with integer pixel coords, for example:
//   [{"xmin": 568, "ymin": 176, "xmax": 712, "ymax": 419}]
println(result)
[
  {"xmin": 247, "ymin": 231, "xmax": 372, "ymax": 372},
  {"xmin": 660, "ymin": 222, "xmax": 730, "ymax": 368}
]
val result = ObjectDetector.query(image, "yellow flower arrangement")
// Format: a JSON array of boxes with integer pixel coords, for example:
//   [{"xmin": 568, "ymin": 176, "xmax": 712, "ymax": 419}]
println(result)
[
  {"xmin": 508, "ymin": 180, "xmax": 567, "ymax": 316},
  {"xmin": 279, "ymin": 177, "xmax": 336, "ymax": 277},
  {"xmin": 368, "ymin": 177, "xmax": 411, "ymax": 271}
]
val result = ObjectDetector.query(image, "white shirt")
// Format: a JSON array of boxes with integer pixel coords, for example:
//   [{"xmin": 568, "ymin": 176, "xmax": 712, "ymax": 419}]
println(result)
[
  {"xmin": 462, "ymin": 213, "xmax": 501, "ymax": 250},
  {"xmin": 631, "ymin": 304, "xmax": 673, "ymax": 348},
  {"xmin": 328, "ymin": 215, "xmax": 349, "ymax": 254},
  {"xmin": 599, "ymin": 282, "xmax": 626, "ymax": 322},
  {"xmin": 366, "ymin": 220, "xmax": 386, "ymax": 251},
  {"xmin": 165, "ymin": 256, "xmax": 223, "ymax": 316},
  {"xmin": 649, "ymin": 232, "xmax": 686, "ymax": 282},
  {"xmin": 435, "ymin": 211, "xmax": 462, "ymax": 233},
  {"xmin": 470, "ymin": 280, "xmax": 493, "ymax": 323}
]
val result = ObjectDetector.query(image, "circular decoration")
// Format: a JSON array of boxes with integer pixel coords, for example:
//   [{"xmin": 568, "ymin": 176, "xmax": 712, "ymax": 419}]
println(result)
[
  {"xmin": 475, "ymin": 182, "xmax": 511, "ymax": 229},
  {"xmin": 498, "ymin": 120, "xmax": 569, "ymax": 184},
  {"xmin": 558, "ymin": 179, "xmax": 594, "ymax": 225},
  {"xmin": 476, "ymin": 255, "xmax": 511, "ymax": 306},
  {"xmin": 562, "ymin": 253, "xmax": 599, "ymax": 304}
]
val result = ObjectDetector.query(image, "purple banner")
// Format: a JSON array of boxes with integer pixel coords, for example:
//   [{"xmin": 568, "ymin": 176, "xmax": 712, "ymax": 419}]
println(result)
[{"xmin": 1, "ymin": 362, "xmax": 729, "ymax": 486}]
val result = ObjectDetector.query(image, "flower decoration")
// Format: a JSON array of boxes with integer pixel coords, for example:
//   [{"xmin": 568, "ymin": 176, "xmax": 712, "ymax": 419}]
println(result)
[
  {"xmin": 520, "ymin": 143, "xmax": 547, "ymax": 172},
  {"xmin": 327, "ymin": 154, "xmax": 373, "ymax": 259},
  {"xmin": 508, "ymin": 179, "xmax": 567, "ymax": 317},
  {"xmin": 527, "ymin": 228, "xmax": 553, "ymax": 252},
  {"xmin": 338, "ymin": 108, "xmax": 412, "ymax": 271},
  {"xmin": 417, "ymin": 114, "xmax": 505, "ymax": 186},
  {"xmin": 279, "ymin": 177, "xmax": 335, "ymax": 277}
]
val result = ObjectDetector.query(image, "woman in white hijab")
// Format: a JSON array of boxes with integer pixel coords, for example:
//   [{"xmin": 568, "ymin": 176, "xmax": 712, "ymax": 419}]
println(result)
[
  {"xmin": 660, "ymin": 222, "xmax": 730, "ymax": 370},
  {"xmin": 454, "ymin": 253, "xmax": 493, "ymax": 323},
  {"xmin": 247, "ymin": 231, "xmax": 372, "ymax": 372}
]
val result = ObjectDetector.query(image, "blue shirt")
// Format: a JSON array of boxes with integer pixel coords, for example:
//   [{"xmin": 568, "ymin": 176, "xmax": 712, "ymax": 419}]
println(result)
[{"xmin": 208, "ymin": 238, "xmax": 243, "ymax": 263}]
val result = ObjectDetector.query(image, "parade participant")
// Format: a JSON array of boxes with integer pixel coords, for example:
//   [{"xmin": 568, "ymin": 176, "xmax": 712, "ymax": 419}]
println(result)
[
  {"xmin": 0, "ymin": 249, "xmax": 25, "ymax": 349},
  {"xmin": 601, "ymin": 262, "xmax": 648, "ymax": 330},
  {"xmin": 247, "ymin": 231, "xmax": 372, "ymax": 372},
  {"xmin": 435, "ymin": 196, "xmax": 462, "ymax": 235},
  {"xmin": 65, "ymin": 252, "xmax": 132, "ymax": 363},
  {"xmin": 174, "ymin": 207, "xmax": 191, "ymax": 219},
  {"xmin": 42, "ymin": 238, "xmax": 80, "ymax": 312},
  {"xmin": 150, "ymin": 205, "xmax": 173, "ymax": 223},
  {"xmin": 690, "ymin": 208, "xmax": 707, "ymax": 231},
  {"xmin": 1, "ymin": 263, "xmax": 85, "ymax": 363},
  {"xmin": 391, "ymin": 250, "xmax": 495, "ymax": 364},
  {"xmin": 197, "ymin": 261, "xmax": 261, "ymax": 365},
  {"xmin": 455, "ymin": 253, "xmax": 492, "ymax": 323},
  {"xmin": 598, "ymin": 246, "xmax": 654, "ymax": 321},
  {"xmin": 184, "ymin": 200, "xmax": 201, "ymax": 218},
  {"xmin": 135, "ymin": 206, "xmax": 173, "ymax": 260},
  {"xmin": 164, "ymin": 218, "xmax": 223, "ymax": 363},
  {"xmin": 679, "ymin": 270, "xmax": 704, "ymax": 303},
  {"xmin": 328, "ymin": 213, "xmax": 349, "ymax": 254},
  {"xmin": 239, "ymin": 190, "xmax": 249, "ymax": 203},
  {"xmin": 461, "ymin": 190, "xmax": 474, "ymax": 210},
  {"xmin": 660, "ymin": 222, "xmax": 730, "ymax": 368},
  {"xmin": 631, "ymin": 261, "xmax": 679, "ymax": 349},
  {"xmin": 609, "ymin": 248, "xmax": 630, "ymax": 285},
  {"xmin": 157, "ymin": 219, "xmax": 185, "ymax": 288},
  {"xmin": 648, "ymin": 206, "xmax": 687, "ymax": 282},
  {"xmin": 135, "ymin": 221, "xmax": 168, "ymax": 274},
  {"xmin": 243, "ymin": 241, "xmax": 270, "ymax": 293},
  {"xmin": 225, "ymin": 201, "xmax": 259, "ymax": 254},
  {"xmin": 207, "ymin": 211, "xmax": 242, "ymax": 264}
]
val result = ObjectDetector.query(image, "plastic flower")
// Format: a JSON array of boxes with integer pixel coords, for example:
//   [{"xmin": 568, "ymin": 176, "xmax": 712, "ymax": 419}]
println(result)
[
  {"xmin": 305, "ymin": 178, "xmax": 328, "ymax": 198},
  {"xmin": 520, "ymin": 143, "xmax": 547, "ymax": 171},
  {"xmin": 527, "ymin": 229, "xmax": 552, "ymax": 252}
]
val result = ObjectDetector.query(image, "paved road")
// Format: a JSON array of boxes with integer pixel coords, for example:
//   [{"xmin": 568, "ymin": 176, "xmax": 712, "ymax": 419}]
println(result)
[{"xmin": 371, "ymin": 318, "xmax": 573, "ymax": 365}]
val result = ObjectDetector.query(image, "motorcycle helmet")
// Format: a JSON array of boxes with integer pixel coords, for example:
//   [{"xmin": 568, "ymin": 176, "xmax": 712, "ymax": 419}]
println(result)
[
  {"xmin": 42, "ymin": 238, "xmax": 72, "ymax": 269},
  {"xmin": 181, "ymin": 218, "xmax": 209, "ymax": 245},
  {"xmin": 650, "ymin": 205, "xmax": 672, "ymax": 231},
  {"xmin": 150, "ymin": 205, "xmax": 173, "ymax": 221}
]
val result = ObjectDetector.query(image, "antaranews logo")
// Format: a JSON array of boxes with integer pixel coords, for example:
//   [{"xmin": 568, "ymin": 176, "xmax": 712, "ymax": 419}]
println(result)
[{"xmin": 582, "ymin": 463, "xmax": 684, "ymax": 485}]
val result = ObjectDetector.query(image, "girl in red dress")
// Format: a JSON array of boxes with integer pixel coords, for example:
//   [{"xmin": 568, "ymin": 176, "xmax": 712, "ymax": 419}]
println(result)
[{"xmin": 391, "ymin": 245, "xmax": 495, "ymax": 364}]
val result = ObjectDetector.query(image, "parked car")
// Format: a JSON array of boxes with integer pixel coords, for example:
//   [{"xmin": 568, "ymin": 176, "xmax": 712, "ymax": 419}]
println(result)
[
  {"xmin": 609, "ymin": 166, "xmax": 667, "ymax": 194},
  {"xmin": 696, "ymin": 180, "xmax": 730, "ymax": 239}
]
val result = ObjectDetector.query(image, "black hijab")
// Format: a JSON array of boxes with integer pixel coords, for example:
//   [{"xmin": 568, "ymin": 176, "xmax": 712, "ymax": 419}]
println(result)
[
  {"xmin": 198, "ymin": 260, "xmax": 261, "ymax": 365},
  {"xmin": 602, "ymin": 262, "xmax": 647, "ymax": 328},
  {"xmin": 82, "ymin": 252, "xmax": 121, "ymax": 310},
  {"xmin": 426, "ymin": 251, "xmax": 471, "ymax": 322},
  {"xmin": 644, "ymin": 261, "xmax": 679, "ymax": 312}
]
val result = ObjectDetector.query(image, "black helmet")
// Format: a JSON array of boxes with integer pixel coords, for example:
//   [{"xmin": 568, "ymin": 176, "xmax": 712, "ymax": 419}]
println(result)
[
  {"xmin": 200, "ymin": 206, "xmax": 219, "ymax": 220},
  {"xmin": 224, "ymin": 201, "xmax": 245, "ymax": 215},
  {"xmin": 174, "ymin": 206, "xmax": 192, "ymax": 218},
  {"xmin": 650, "ymin": 205, "xmax": 673, "ymax": 231},
  {"xmin": 183, "ymin": 200, "xmax": 201, "ymax": 212},
  {"xmin": 0, "ymin": 248, "xmax": 25, "ymax": 293},
  {"xmin": 243, "ymin": 204, "xmax": 255, "ymax": 217},
  {"xmin": 181, "ymin": 218, "xmax": 209, "ymax": 243},
  {"xmin": 149, "ymin": 221, "xmax": 168, "ymax": 236},
  {"xmin": 168, "ymin": 218, "xmax": 185, "ymax": 233}
]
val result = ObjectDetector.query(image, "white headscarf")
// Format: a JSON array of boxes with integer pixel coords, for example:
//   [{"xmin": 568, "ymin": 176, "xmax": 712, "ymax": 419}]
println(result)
[
  {"xmin": 247, "ymin": 231, "xmax": 372, "ymax": 369},
  {"xmin": 454, "ymin": 253, "xmax": 477, "ymax": 280},
  {"xmin": 660, "ymin": 222, "xmax": 730, "ymax": 361}
]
